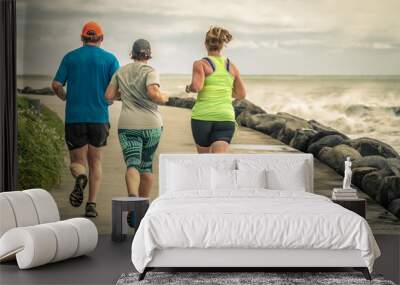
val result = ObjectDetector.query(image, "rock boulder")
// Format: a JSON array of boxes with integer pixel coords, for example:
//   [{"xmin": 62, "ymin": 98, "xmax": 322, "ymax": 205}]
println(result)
[
  {"xmin": 361, "ymin": 170, "xmax": 385, "ymax": 200},
  {"xmin": 253, "ymin": 116, "xmax": 286, "ymax": 138},
  {"xmin": 392, "ymin": 107, "xmax": 400, "ymax": 116},
  {"xmin": 275, "ymin": 113, "xmax": 310, "ymax": 144},
  {"xmin": 318, "ymin": 147, "xmax": 332, "ymax": 160},
  {"xmin": 362, "ymin": 168, "xmax": 394, "ymax": 201},
  {"xmin": 352, "ymin": 155, "xmax": 390, "ymax": 170},
  {"xmin": 388, "ymin": 199, "xmax": 400, "ymax": 219},
  {"xmin": 387, "ymin": 158, "xmax": 400, "ymax": 177},
  {"xmin": 308, "ymin": 120, "xmax": 349, "ymax": 139},
  {"xmin": 233, "ymin": 99, "xmax": 266, "ymax": 117},
  {"xmin": 352, "ymin": 167, "xmax": 378, "ymax": 188},
  {"xmin": 18, "ymin": 86, "xmax": 55, "ymax": 95},
  {"xmin": 318, "ymin": 144, "xmax": 362, "ymax": 174},
  {"xmin": 345, "ymin": 137, "xmax": 400, "ymax": 158},
  {"xmin": 165, "ymin": 97, "xmax": 195, "ymax": 109},
  {"xmin": 307, "ymin": 131, "xmax": 348, "ymax": 148},
  {"xmin": 307, "ymin": 134, "xmax": 345, "ymax": 157},
  {"xmin": 378, "ymin": 176, "xmax": 400, "ymax": 207},
  {"xmin": 236, "ymin": 112, "xmax": 271, "ymax": 128},
  {"xmin": 289, "ymin": 129, "xmax": 318, "ymax": 152}
]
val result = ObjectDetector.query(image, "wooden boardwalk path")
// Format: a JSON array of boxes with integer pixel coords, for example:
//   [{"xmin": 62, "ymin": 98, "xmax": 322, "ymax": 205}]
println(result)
[{"xmin": 26, "ymin": 95, "xmax": 400, "ymax": 234}]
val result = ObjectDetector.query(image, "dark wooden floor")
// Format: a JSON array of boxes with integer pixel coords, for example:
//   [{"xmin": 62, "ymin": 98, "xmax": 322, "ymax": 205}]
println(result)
[
  {"xmin": 1, "ymin": 235, "xmax": 398, "ymax": 285},
  {"xmin": 374, "ymin": 234, "xmax": 400, "ymax": 284},
  {"xmin": 0, "ymin": 235, "xmax": 134, "ymax": 285}
]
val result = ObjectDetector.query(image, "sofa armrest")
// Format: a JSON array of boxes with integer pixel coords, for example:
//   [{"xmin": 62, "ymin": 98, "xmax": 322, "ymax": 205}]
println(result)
[
  {"xmin": 0, "ymin": 218, "xmax": 97, "ymax": 269},
  {"xmin": 0, "ymin": 226, "xmax": 57, "ymax": 269}
]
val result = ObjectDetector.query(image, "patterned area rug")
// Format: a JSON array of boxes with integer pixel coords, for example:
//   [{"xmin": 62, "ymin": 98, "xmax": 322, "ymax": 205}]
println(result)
[{"xmin": 116, "ymin": 272, "xmax": 395, "ymax": 285}]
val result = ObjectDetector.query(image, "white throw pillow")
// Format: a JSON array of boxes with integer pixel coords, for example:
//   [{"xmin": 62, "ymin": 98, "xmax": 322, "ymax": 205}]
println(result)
[
  {"xmin": 237, "ymin": 159, "xmax": 307, "ymax": 191},
  {"xmin": 236, "ymin": 169, "xmax": 268, "ymax": 189},
  {"xmin": 266, "ymin": 167, "xmax": 306, "ymax": 192},
  {"xmin": 212, "ymin": 168, "xmax": 237, "ymax": 190},
  {"xmin": 167, "ymin": 163, "xmax": 212, "ymax": 191}
]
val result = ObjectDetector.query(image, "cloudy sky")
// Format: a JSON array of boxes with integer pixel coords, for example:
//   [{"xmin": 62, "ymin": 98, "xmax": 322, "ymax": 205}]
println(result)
[{"xmin": 17, "ymin": 0, "xmax": 400, "ymax": 75}]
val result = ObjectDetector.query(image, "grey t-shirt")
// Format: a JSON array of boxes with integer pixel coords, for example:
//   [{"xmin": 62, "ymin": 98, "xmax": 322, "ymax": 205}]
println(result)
[{"xmin": 110, "ymin": 62, "xmax": 162, "ymax": 129}]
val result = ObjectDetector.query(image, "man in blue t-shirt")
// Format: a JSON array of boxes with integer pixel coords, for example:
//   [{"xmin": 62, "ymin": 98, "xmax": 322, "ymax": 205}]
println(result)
[{"xmin": 52, "ymin": 21, "xmax": 119, "ymax": 218}]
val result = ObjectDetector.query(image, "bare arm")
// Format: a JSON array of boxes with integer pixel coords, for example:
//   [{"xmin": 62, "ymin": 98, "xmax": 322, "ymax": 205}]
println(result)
[
  {"xmin": 105, "ymin": 83, "xmax": 121, "ymax": 102},
  {"xmin": 147, "ymin": 84, "xmax": 169, "ymax": 104},
  {"xmin": 231, "ymin": 63, "xmax": 246, "ymax": 100},
  {"xmin": 51, "ymin": 81, "xmax": 66, "ymax": 101},
  {"xmin": 186, "ymin": 60, "xmax": 205, "ymax": 93}
]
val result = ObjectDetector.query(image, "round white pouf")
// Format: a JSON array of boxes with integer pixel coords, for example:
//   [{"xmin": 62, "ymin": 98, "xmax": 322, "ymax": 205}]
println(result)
[{"xmin": 65, "ymin": 218, "xmax": 98, "ymax": 257}]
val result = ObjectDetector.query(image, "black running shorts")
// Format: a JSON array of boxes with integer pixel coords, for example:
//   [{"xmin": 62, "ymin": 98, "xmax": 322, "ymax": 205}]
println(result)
[
  {"xmin": 65, "ymin": 123, "xmax": 110, "ymax": 150},
  {"xmin": 191, "ymin": 119, "xmax": 235, "ymax": 147}
]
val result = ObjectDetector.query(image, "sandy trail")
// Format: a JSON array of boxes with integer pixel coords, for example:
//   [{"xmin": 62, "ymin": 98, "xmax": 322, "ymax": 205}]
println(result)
[{"xmin": 25, "ymin": 95, "xmax": 400, "ymax": 234}]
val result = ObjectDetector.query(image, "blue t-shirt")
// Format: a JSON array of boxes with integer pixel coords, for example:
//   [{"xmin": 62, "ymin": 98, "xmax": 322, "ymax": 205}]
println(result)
[{"xmin": 54, "ymin": 45, "xmax": 119, "ymax": 123}]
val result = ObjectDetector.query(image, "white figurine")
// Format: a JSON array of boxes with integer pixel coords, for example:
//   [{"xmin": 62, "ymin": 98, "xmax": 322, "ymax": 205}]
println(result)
[{"xmin": 343, "ymin": 157, "xmax": 352, "ymax": 189}]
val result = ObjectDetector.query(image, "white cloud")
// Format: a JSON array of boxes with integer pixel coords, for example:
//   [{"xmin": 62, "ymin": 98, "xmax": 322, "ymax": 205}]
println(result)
[
  {"xmin": 371, "ymin": 43, "xmax": 394, "ymax": 50},
  {"xmin": 16, "ymin": 0, "xmax": 400, "ymax": 75}
]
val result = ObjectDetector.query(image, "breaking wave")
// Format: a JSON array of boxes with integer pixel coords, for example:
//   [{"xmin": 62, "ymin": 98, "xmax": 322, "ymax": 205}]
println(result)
[{"xmin": 241, "ymin": 76, "xmax": 400, "ymax": 153}]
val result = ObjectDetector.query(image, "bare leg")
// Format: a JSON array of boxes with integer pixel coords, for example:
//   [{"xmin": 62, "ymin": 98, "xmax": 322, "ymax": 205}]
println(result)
[
  {"xmin": 196, "ymin": 144, "xmax": 211, "ymax": 154},
  {"xmin": 139, "ymin": 173, "xmax": 154, "ymax": 198},
  {"xmin": 68, "ymin": 145, "xmax": 89, "ymax": 208},
  {"xmin": 126, "ymin": 167, "xmax": 140, "ymax": 197},
  {"xmin": 87, "ymin": 145, "xmax": 103, "ymax": 203},
  {"xmin": 69, "ymin": 145, "xmax": 88, "ymax": 177},
  {"xmin": 210, "ymin": 141, "xmax": 229, "ymax": 153}
]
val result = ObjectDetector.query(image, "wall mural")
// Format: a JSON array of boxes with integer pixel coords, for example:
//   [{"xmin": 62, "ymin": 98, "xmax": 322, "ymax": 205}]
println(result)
[{"xmin": 15, "ymin": 0, "xmax": 400, "ymax": 234}]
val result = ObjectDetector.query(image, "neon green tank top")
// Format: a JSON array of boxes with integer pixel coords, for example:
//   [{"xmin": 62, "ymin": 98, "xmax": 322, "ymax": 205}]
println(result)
[{"xmin": 191, "ymin": 56, "xmax": 235, "ymax": 122}]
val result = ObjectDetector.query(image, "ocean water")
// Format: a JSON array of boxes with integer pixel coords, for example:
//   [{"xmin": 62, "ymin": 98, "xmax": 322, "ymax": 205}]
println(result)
[{"xmin": 18, "ymin": 75, "xmax": 400, "ymax": 153}]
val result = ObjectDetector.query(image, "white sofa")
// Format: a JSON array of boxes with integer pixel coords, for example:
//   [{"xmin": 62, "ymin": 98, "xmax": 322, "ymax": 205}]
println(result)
[{"xmin": 0, "ymin": 189, "xmax": 98, "ymax": 269}]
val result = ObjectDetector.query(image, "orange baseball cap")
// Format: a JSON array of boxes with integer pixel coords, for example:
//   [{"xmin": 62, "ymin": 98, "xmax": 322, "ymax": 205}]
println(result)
[{"xmin": 81, "ymin": 21, "xmax": 103, "ymax": 37}]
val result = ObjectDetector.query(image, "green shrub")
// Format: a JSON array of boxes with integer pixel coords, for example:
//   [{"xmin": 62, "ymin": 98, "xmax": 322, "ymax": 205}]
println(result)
[{"xmin": 17, "ymin": 97, "xmax": 65, "ymax": 190}]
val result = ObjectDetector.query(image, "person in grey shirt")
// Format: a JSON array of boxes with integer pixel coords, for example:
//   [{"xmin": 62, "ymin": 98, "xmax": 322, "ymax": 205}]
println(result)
[{"xmin": 105, "ymin": 39, "xmax": 168, "ymax": 198}]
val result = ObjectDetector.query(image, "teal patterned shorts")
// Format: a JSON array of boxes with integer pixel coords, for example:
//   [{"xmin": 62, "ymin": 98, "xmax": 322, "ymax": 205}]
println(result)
[{"xmin": 118, "ymin": 128, "xmax": 162, "ymax": 173}]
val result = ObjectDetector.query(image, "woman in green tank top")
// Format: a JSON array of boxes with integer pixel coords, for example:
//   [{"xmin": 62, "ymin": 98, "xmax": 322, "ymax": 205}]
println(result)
[{"xmin": 186, "ymin": 26, "xmax": 246, "ymax": 153}]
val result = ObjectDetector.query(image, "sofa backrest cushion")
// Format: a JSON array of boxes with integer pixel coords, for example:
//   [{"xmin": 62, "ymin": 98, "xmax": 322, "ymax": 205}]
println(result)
[
  {"xmin": 0, "ymin": 189, "xmax": 60, "ymax": 238},
  {"xmin": 24, "ymin": 189, "xmax": 60, "ymax": 224},
  {"xmin": 0, "ymin": 196, "xmax": 17, "ymax": 237}
]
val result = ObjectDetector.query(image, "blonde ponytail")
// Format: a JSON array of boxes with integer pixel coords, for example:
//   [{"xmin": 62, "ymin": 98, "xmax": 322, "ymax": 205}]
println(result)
[{"xmin": 205, "ymin": 26, "xmax": 232, "ymax": 51}]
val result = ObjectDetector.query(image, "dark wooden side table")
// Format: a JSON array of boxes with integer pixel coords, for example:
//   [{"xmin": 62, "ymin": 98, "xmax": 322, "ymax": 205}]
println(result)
[
  {"xmin": 112, "ymin": 197, "xmax": 149, "ymax": 242},
  {"xmin": 332, "ymin": 198, "xmax": 366, "ymax": 218}
]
